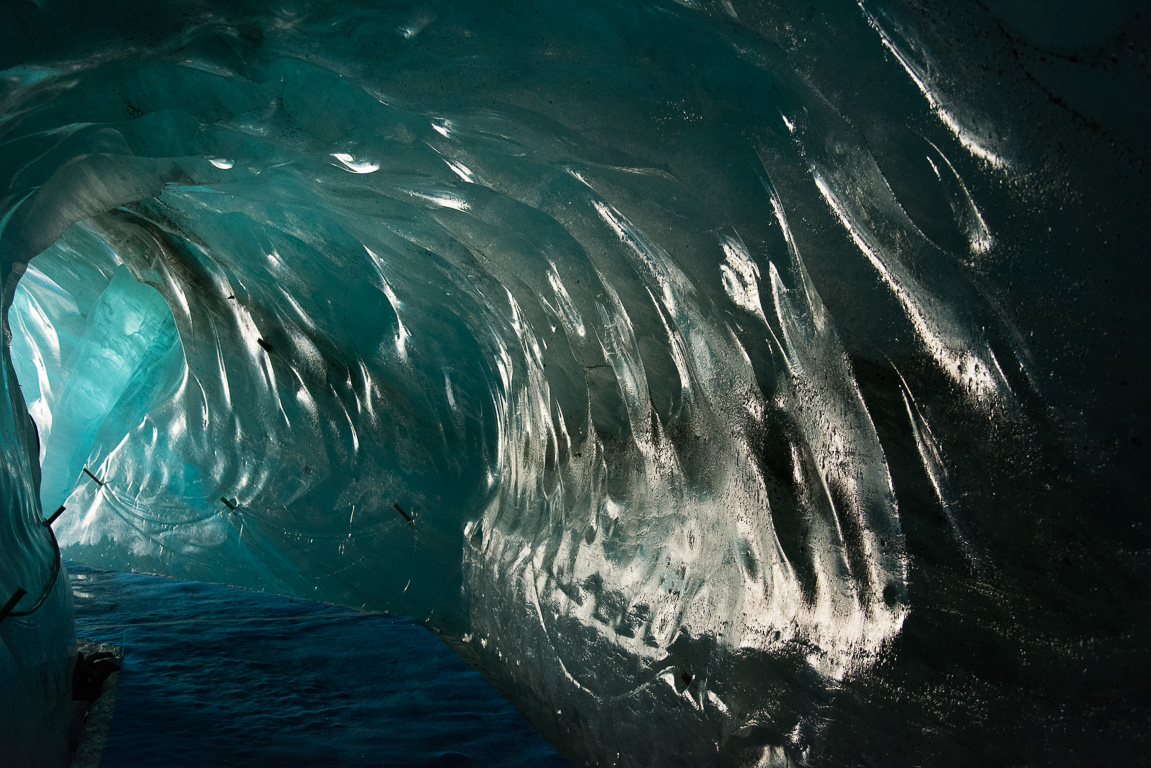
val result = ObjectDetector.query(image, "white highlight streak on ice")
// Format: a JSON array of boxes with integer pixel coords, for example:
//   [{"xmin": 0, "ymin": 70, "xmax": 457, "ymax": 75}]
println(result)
[{"xmin": 331, "ymin": 153, "xmax": 380, "ymax": 174}]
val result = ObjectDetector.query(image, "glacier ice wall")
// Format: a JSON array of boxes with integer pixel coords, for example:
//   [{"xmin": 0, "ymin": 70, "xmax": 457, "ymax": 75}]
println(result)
[{"xmin": 1, "ymin": 0, "xmax": 1148, "ymax": 765}]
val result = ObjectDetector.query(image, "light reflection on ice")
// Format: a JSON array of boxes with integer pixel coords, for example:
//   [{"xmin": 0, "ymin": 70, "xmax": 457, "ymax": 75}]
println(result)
[
  {"xmin": 1, "ymin": 2, "xmax": 1102, "ymax": 762},
  {"xmin": 331, "ymin": 153, "xmax": 380, "ymax": 174}
]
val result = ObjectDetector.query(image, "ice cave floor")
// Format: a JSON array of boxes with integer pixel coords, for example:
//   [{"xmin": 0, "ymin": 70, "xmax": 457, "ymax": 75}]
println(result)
[{"xmin": 67, "ymin": 563, "xmax": 571, "ymax": 767}]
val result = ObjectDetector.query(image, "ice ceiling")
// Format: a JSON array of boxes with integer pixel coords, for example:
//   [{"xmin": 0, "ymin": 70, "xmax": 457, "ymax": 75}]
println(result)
[{"xmin": 1, "ymin": 0, "xmax": 1148, "ymax": 765}]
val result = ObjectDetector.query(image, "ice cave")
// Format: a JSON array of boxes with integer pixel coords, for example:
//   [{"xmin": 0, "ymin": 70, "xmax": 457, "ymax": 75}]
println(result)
[{"xmin": 0, "ymin": 0, "xmax": 1147, "ymax": 765}]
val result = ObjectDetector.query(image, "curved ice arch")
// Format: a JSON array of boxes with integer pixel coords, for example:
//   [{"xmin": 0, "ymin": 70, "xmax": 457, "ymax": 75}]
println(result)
[
  {"xmin": 2, "ymin": 0, "xmax": 1145, "ymax": 765},
  {"xmin": 0, "ymin": 60, "xmax": 912, "ymax": 764}
]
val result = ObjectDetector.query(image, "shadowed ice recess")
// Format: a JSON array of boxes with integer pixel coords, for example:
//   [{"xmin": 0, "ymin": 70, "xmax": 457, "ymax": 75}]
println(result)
[{"xmin": 0, "ymin": 0, "xmax": 1148, "ymax": 766}]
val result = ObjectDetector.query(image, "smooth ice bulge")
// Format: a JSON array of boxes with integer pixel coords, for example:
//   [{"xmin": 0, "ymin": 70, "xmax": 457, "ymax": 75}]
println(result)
[
  {"xmin": 1, "ymin": 0, "xmax": 1147, "ymax": 766},
  {"xmin": 14, "ymin": 263, "xmax": 181, "ymax": 514}
]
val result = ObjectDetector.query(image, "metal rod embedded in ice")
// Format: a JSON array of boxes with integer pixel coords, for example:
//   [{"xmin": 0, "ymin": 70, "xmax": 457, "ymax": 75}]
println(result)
[
  {"xmin": 44, "ymin": 505, "xmax": 66, "ymax": 526},
  {"xmin": 0, "ymin": 588, "xmax": 28, "ymax": 624}
]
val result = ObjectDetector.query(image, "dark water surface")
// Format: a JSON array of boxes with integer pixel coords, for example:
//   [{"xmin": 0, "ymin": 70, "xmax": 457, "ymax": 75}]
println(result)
[{"xmin": 69, "ymin": 562, "xmax": 571, "ymax": 767}]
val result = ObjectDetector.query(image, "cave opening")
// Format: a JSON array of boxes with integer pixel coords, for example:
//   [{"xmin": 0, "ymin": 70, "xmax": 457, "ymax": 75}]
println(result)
[
  {"xmin": 7, "ymin": 207, "xmax": 501, "ymax": 632},
  {"xmin": 12, "ymin": 229, "xmax": 184, "ymax": 528},
  {"xmin": 5, "ymin": 213, "xmax": 581, "ymax": 765}
]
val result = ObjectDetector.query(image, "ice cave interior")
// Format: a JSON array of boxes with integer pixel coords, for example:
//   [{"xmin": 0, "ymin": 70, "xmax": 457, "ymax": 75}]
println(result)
[{"xmin": 1, "ymin": 0, "xmax": 1148, "ymax": 766}]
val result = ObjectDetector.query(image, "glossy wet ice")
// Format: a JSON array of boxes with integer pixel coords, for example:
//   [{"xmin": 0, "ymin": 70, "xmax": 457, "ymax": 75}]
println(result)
[{"xmin": 1, "ymin": 0, "xmax": 1147, "ymax": 765}]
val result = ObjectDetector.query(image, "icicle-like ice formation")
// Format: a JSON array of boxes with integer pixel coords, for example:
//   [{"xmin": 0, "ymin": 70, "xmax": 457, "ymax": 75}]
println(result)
[{"xmin": 1, "ymin": 0, "xmax": 1147, "ymax": 765}]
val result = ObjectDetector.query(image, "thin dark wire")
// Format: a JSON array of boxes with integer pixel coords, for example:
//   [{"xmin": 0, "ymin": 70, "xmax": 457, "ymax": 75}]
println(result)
[{"xmin": 7, "ymin": 518, "xmax": 63, "ymax": 618}]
